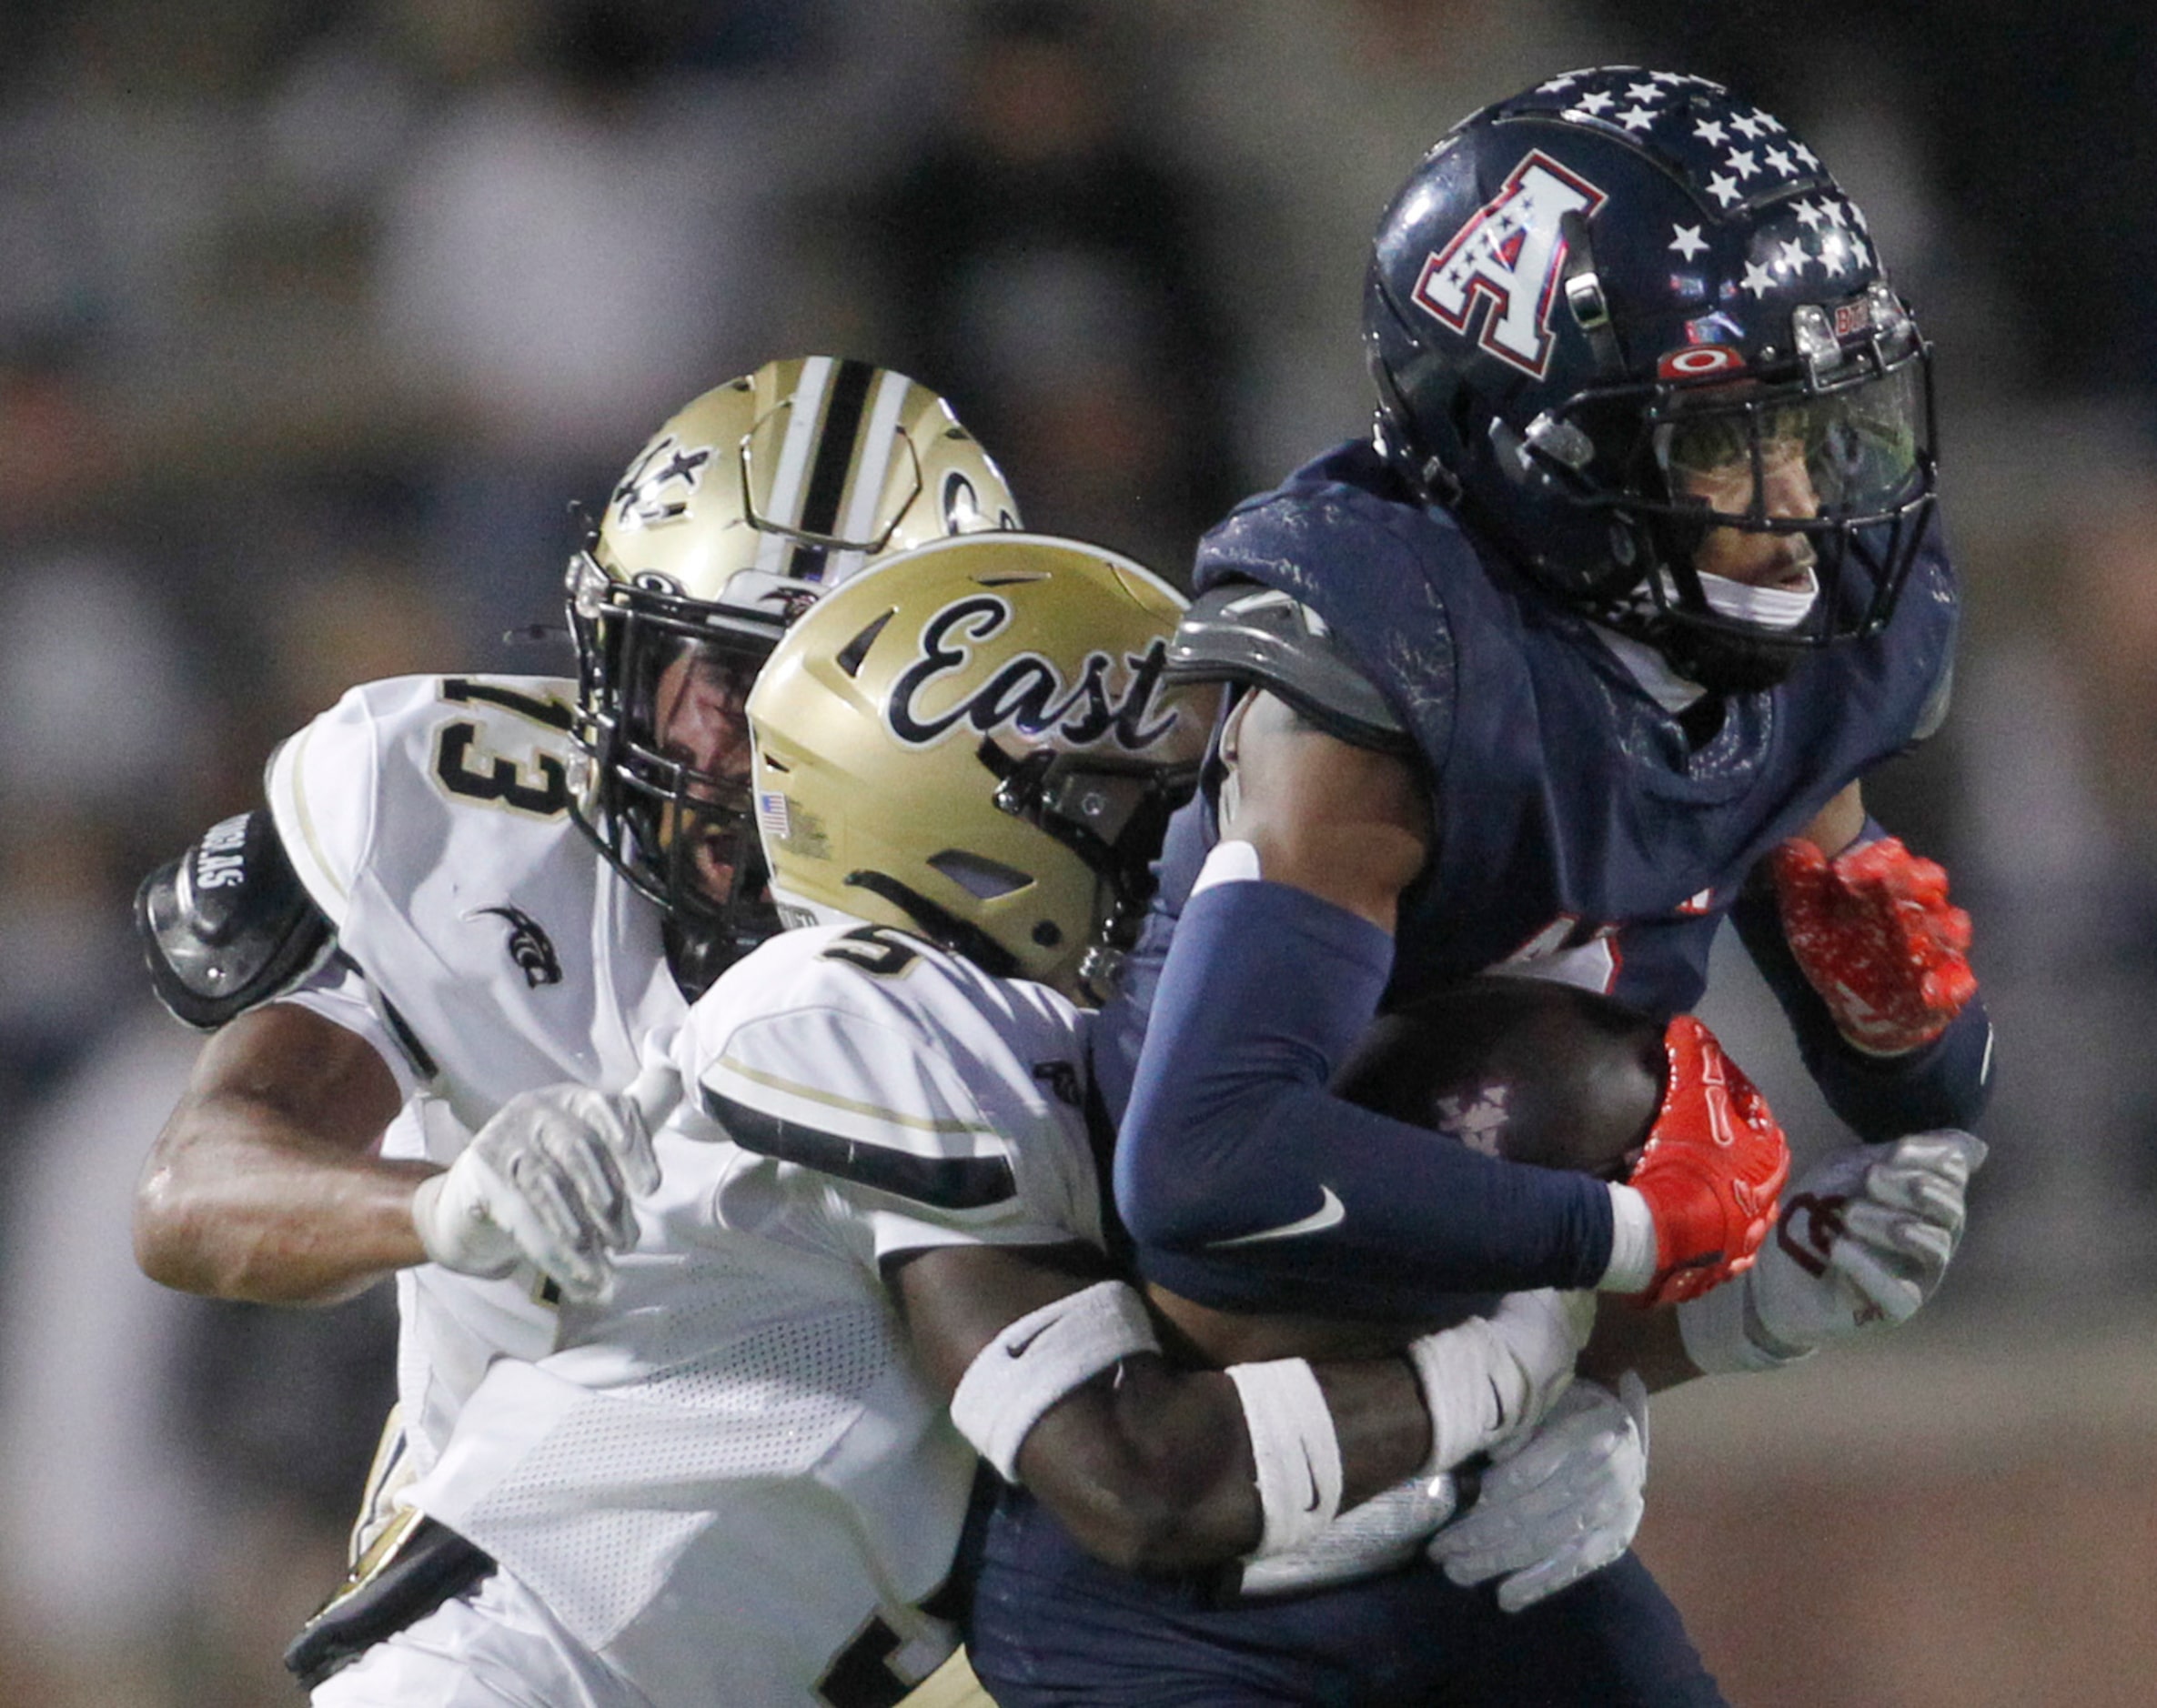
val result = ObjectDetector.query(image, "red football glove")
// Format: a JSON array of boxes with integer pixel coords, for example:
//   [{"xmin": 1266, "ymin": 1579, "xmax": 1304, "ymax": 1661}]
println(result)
[
  {"xmin": 1769, "ymin": 836, "xmax": 1976, "ymax": 1056},
  {"xmin": 1627, "ymin": 1016, "xmax": 1790, "ymax": 1306}
]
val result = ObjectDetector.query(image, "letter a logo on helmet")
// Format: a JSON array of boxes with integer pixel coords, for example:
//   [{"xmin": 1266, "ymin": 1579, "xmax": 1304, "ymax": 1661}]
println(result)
[{"xmin": 1412, "ymin": 151, "xmax": 1608, "ymax": 378}]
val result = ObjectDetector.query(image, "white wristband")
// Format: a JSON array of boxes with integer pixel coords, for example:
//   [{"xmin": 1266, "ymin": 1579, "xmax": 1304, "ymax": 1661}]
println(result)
[
  {"xmin": 950, "ymin": 1281, "xmax": 1161, "ymax": 1482},
  {"xmin": 1676, "ymin": 1272, "xmax": 1813, "ymax": 1374},
  {"xmin": 1599, "ymin": 1183, "xmax": 1658, "ymax": 1292},
  {"xmin": 1225, "ymin": 1357, "xmax": 1346, "ymax": 1559}
]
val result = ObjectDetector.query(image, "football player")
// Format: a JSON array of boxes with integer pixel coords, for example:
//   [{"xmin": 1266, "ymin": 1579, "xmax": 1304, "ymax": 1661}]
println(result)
[
  {"xmin": 980, "ymin": 68, "xmax": 1991, "ymax": 1704},
  {"xmin": 130, "ymin": 355, "xmax": 1023, "ymax": 1679},
  {"xmin": 297, "ymin": 535, "xmax": 1625, "ymax": 1705}
]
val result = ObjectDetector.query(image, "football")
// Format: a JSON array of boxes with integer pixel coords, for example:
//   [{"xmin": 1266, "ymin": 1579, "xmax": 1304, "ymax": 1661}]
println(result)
[{"xmin": 1332, "ymin": 974, "xmax": 1666, "ymax": 1179}]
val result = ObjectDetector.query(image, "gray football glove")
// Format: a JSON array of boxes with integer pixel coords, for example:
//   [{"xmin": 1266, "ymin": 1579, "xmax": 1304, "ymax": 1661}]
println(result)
[
  {"xmin": 1680, "ymin": 1129, "xmax": 1986, "ymax": 1371},
  {"xmin": 1426, "ymin": 1371, "xmax": 1649, "ymax": 1613},
  {"xmin": 410, "ymin": 1063, "xmax": 678, "ymax": 1304}
]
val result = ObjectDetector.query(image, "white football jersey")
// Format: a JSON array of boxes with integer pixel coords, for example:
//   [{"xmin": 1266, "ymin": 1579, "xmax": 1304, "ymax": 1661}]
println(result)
[
  {"xmin": 265, "ymin": 673, "xmax": 687, "ymax": 1467},
  {"xmin": 407, "ymin": 921, "xmax": 1104, "ymax": 1708}
]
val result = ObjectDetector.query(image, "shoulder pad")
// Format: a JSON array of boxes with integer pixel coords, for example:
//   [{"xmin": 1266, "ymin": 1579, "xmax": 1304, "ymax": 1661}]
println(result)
[
  {"xmin": 1167, "ymin": 583, "xmax": 1413, "ymax": 754},
  {"xmin": 136, "ymin": 810, "xmax": 336, "ymax": 1030},
  {"xmin": 1910, "ymin": 653, "xmax": 1952, "ymax": 745},
  {"xmin": 684, "ymin": 930, "xmax": 1020, "ymax": 1212}
]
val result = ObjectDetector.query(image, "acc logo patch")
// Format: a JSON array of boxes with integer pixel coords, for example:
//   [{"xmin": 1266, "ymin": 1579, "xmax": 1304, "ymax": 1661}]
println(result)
[
  {"xmin": 1413, "ymin": 150, "xmax": 1608, "ymax": 379},
  {"xmin": 1657, "ymin": 345, "xmax": 1747, "ymax": 380},
  {"xmin": 886, "ymin": 595, "xmax": 1180, "ymax": 753}
]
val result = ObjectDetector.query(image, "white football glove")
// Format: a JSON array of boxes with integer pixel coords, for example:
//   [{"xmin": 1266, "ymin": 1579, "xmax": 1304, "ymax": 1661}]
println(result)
[
  {"xmin": 1426, "ymin": 1371, "xmax": 1649, "ymax": 1613},
  {"xmin": 1679, "ymin": 1129, "xmax": 1986, "ymax": 1372},
  {"xmin": 410, "ymin": 1063, "xmax": 680, "ymax": 1305},
  {"xmin": 1407, "ymin": 1289, "xmax": 1596, "ymax": 1474}
]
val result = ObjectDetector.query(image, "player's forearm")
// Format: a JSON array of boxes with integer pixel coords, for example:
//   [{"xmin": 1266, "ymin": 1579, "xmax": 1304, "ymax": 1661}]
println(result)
[
  {"xmin": 1117, "ymin": 874, "xmax": 1611, "ymax": 1307},
  {"xmin": 136, "ymin": 1097, "xmax": 434, "ymax": 1302},
  {"xmin": 136, "ymin": 1005, "xmax": 418, "ymax": 1303},
  {"xmin": 1017, "ymin": 1355, "xmax": 1430, "ymax": 1575},
  {"xmin": 1579, "ymin": 1297, "xmax": 1700, "ymax": 1393}
]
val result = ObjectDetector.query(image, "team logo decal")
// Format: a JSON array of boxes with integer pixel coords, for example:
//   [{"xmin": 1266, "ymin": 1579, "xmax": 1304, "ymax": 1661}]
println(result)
[
  {"xmin": 886, "ymin": 595, "xmax": 1179, "ymax": 752},
  {"xmin": 610, "ymin": 434, "xmax": 713, "ymax": 528},
  {"xmin": 939, "ymin": 471, "xmax": 1020, "ymax": 537},
  {"xmin": 469, "ymin": 904, "xmax": 563, "ymax": 989},
  {"xmin": 1414, "ymin": 150, "xmax": 1609, "ymax": 378},
  {"xmin": 1431, "ymin": 1080, "xmax": 1513, "ymax": 1157}
]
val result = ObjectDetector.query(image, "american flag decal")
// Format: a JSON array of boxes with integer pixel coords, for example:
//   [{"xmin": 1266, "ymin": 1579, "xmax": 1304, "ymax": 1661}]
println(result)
[{"xmin": 756, "ymin": 790, "xmax": 791, "ymax": 841}]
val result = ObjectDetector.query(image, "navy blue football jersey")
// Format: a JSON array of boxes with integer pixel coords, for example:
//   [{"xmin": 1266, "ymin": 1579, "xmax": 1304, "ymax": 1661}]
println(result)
[{"xmin": 1124, "ymin": 436, "xmax": 1957, "ymax": 1039}]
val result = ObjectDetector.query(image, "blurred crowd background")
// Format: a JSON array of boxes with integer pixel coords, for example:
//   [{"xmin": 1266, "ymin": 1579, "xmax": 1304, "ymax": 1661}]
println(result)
[{"xmin": 1, "ymin": 1, "xmax": 2152, "ymax": 1703}]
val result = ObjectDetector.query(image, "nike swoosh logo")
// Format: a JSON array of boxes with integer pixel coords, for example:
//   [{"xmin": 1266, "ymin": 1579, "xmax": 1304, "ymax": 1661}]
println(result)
[
  {"xmin": 1003, "ymin": 1319, "xmax": 1057, "ymax": 1358},
  {"xmin": 1207, "ymin": 1186, "xmax": 1346, "ymax": 1248}
]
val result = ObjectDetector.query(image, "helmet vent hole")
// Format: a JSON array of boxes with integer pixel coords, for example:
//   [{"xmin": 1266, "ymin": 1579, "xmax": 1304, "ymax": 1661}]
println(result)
[
  {"xmin": 929, "ymin": 849, "xmax": 1033, "ymax": 900},
  {"xmin": 837, "ymin": 609, "xmax": 895, "ymax": 678},
  {"xmin": 973, "ymin": 571, "xmax": 1052, "ymax": 588},
  {"xmin": 1032, "ymin": 920, "xmax": 1063, "ymax": 948}
]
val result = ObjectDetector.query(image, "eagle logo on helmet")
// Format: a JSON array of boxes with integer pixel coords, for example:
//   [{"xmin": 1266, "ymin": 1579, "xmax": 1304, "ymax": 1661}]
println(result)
[{"xmin": 885, "ymin": 595, "xmax": 1181, "ymax": 754}]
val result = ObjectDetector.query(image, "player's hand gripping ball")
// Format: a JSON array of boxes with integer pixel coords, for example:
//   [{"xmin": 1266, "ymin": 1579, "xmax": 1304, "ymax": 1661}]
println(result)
[
  {"xmin": 1626, "ymin": 1016, "xmax": 1790, "ymax": 1306},
  {"xmin": 1769, "ymin": 835, "xmax": 1976, "ymax": 1055}
]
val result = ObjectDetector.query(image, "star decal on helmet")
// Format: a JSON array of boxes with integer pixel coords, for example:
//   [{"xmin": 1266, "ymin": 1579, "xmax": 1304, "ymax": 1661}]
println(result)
[
  {"xmin": 1741, "ymin": 260, "xmax": 1777, "ymax": 297},
  {"xmin": 1707, "ymin": 172, "xmax": 1742, "ymax": 208},
  {"xmin": 1669, "ymin": 224, "xmax": 1709, "ymax": 261}
]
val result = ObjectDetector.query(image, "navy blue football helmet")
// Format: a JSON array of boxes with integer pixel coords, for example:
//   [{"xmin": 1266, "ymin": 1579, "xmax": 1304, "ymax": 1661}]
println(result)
[{"xmin": 1365, "ymin": 68, "xmax": 1935, "ymax": 688}]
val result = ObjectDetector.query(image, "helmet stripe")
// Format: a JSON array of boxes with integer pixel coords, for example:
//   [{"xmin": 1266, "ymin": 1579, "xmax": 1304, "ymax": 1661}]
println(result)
[
  {"xmin": 828, "ymin": 367, "xmax": 917, "ymax": 586},
  {"xmin": 787, "ymin": 357, "xmax": 877, "ymax": 582},
  {"xmin": 753, "ymin": 355, "xmax": 834, "ymax": 575}
]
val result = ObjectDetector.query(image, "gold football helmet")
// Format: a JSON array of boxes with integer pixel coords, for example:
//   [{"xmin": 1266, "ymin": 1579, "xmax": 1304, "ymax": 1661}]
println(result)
[
  {"xmin": 567, "ymin": 357, "xmax": 1022, "ymax": 994},
  {"xmin": 745, "ymin": 532, "xmax": 1218, "ymax": 998}
]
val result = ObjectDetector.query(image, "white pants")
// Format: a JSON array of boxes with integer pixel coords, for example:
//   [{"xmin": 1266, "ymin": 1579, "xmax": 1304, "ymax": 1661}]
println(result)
[
  {"xmin": 312, "ymin": 1562, "xmax": 998, "ymax": 1708},
  {"xmin": 313, "ymin": 1569, "xmax": 651, "ymax": 1708}
]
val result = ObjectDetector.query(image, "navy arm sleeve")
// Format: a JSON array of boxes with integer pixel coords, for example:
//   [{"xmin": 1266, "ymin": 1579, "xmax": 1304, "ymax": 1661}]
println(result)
[
  {"xmin": 1729, "ymin": 866, "xmax": 1995, "ymax": 1140},
  {"xmin": 1112, "ymin": 874, "xmax": 1613, "ymax": 1314}
]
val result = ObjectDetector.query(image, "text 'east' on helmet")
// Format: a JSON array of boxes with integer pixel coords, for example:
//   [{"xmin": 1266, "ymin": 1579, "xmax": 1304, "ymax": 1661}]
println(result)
[{"xmin": 744, "ymin": 531, "xmax": 1218, "ymax": 1000}]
